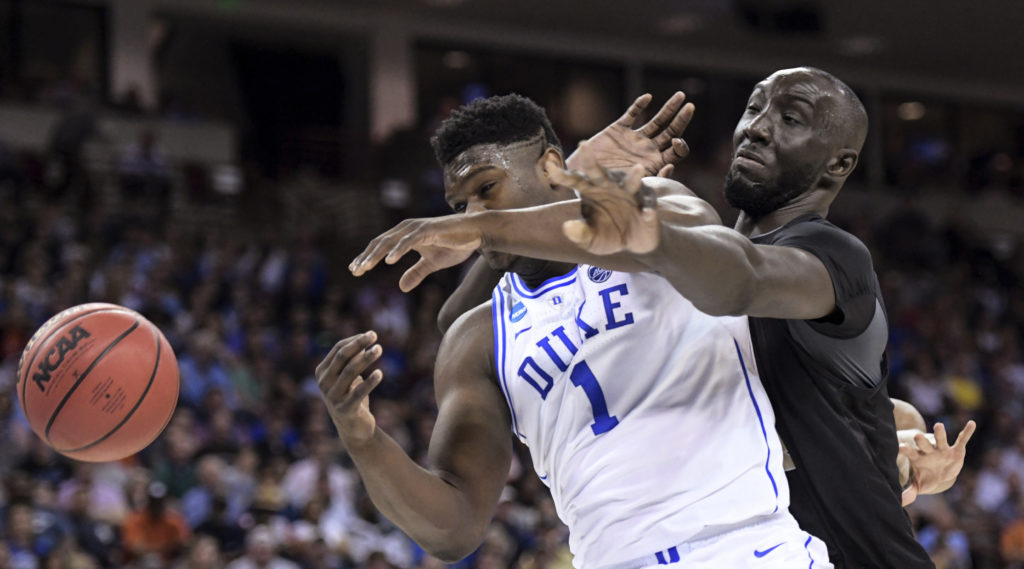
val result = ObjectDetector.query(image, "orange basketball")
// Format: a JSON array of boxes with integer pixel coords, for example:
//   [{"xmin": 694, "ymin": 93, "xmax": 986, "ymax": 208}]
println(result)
[{"xmin": 16, "ymin": 303, "xmax": 180, "ymax": 462}]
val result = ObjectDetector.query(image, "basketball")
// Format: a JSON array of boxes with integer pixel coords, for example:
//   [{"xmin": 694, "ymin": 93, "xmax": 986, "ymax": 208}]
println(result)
[{"xmin": 16, "ymin": 303, "xmax": 180, "ymax": 462}]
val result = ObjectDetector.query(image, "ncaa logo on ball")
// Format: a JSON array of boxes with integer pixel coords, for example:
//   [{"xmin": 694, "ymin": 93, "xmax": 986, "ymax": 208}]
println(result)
[
  {"xmin": 31, "ymin": 325, "xmax": 91, "ymax": 393},
  {"xmin": 588, "ymin": 266, "xmax": 612, "ymax": 283}
]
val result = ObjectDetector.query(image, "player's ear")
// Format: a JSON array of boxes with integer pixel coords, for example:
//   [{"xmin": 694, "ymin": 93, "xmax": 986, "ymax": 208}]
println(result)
[
  {"xmin": 827, "ymin": 149, "xmax": 858, "ymax": 180},
  {"xmin": 538, "ymin": 147, "xmax": 565, "ymax": 186}
]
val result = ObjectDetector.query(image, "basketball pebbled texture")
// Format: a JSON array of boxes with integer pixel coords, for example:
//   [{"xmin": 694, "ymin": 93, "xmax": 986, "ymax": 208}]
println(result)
[{"xmin": 17, "ymin": 303, "xmax": 180, "ymax": 462}]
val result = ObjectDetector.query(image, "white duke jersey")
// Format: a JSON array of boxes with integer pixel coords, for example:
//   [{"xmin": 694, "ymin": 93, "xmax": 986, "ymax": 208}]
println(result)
[{"xmin": 490, "ymin": 265, "xmax": 790, "ymax": 569}]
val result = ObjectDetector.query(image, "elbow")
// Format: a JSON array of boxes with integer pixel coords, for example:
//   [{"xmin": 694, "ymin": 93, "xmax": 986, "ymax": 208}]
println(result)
[{"xmin": 421, "ymin": 527, "xmax": 486, "ymax": 563}]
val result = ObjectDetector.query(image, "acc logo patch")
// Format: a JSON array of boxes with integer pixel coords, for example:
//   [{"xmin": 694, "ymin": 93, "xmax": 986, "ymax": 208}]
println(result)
[
  {"xmin": 510, "ymin": 301, "xmax": 528, "ymax": 322},
  {"xmin": 588, "ymin": 266, "xmax": 612, "ymax": 283}
]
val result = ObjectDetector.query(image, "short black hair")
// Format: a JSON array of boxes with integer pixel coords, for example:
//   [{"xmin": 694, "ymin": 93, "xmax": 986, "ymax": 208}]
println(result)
[{"xmin": 430, "ymin": 94, "xmax": 562, "ymax": 166}]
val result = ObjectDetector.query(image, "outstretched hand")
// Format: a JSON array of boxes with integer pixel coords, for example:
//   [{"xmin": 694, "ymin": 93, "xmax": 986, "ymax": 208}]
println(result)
[
  {"xmin": 567, "ymin": 92, "xmax": 694, "ymax": 177},
  {"xmin": 349, "ymin": 216, "xmax": 484, "ymax": 292},
  {"xmin": 545, "ymin": 141, "xmax": 659, "ymax": 256},
  {"xmin": 900, "ymin": 420, "xmax": 977, "ymax": 506}
]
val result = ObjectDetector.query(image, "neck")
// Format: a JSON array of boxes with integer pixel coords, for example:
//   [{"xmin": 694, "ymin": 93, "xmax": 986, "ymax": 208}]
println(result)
[
  {"xmin": 734, "ymin": 188, "xmax": 833, "ymax": 236},
  {"xmin": 516, "ymin": 260, "xmax": 576, "ymax": 289}
]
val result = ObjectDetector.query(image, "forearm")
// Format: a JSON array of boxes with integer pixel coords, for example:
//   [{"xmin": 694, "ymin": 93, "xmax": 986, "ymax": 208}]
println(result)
[
  {"xmin": 341, "ymin": 427, "xmax": 487, "ymax": 560},
  {"xmin": 638, "ymin": 224, "xmax": 763, "ymax": 316},
  {"xmin": 479, "ymin": 194, "xmax": 717, "ymax": 273}
]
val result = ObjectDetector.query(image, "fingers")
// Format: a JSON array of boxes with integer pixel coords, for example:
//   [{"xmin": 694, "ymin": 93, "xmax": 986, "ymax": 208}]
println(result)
[
  {"xmin": 660, "ymin": 137, "xmax": 690, "ymax": 167},
  {"xmin": 350, "ymin": 221, "xmax": 418, "ymax": 276},
  {"xmin": 953, "ymin": 420, "xmax": 977, "ymax": 450},
  {"xmin": 653, "ymin": 102, "xmax": 695, "ymax": 149},
  {"xmin": 657, "ymin": 164, "xmax": 674, "ymax": 178},
  {"xmin": 639, "ymin": 91, "xmax": 686, "ymax": 138},
  {"xmin": 399, "ymin": 258, "xmax": 435, "ymax": 292},
  {"xmin": 317, "ymin": 331, "xmax": 381, "ymax": 397},
  {"xmin": 898, "ymin": 443, "xmax": 921, "ymax": 460},
  {"xmin": 902, "ymin": 485, "xmax": 919, "ymax": 506},
  {"xmin": 933, "ymin": 422, "xmax": 950, "ymax": 451},
  {"xmin": 385, "ymin": 231, "xmax": 425, "ymax": 266},
  {"xmin": 913, "ymin": 432, "xmax": 935, "ymax": 453},
  {"xmin": 351, "ymin": 234, "xmax": 397, "ymax": 276},
  {"xmin": 544, "ymin": 156, "xmax": 595, "ymax": 190},
  {"xmin": 615, "ymin": 93, "xmax": 652, "ymax": 128},
  {"xmin": 327, "ymin": 368, "xmax": 383, "ymax": 408}
]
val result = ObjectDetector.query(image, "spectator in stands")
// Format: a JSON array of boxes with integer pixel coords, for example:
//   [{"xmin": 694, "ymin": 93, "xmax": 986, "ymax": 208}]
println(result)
[
  {"xmin": 121, "ymin": 482, "xmax": 190, "ymax": 565},
  {"xmin": 225, "ymin": 526, "xmax": 299, "ymax": 569}
]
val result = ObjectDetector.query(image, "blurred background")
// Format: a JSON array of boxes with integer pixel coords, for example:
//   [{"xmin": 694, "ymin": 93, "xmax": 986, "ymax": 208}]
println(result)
[{"xmin": 0, "ymin": 0, "xmax": 1022, "ymax": 568}]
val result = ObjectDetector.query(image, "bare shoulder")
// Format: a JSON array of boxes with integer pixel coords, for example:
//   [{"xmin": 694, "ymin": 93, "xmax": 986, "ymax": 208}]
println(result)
[{"xmin": 436, "ymin": 301, "xmax": 497, "ymax": 395}]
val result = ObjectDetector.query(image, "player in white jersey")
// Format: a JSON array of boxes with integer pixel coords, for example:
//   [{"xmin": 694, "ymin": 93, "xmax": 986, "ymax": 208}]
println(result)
[{"xmin": 323, "ymin": 94, "xmax": 831, "ymax": 568}]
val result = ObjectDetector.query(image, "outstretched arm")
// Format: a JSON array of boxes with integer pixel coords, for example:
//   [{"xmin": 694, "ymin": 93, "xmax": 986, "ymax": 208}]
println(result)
[
  {"xmin": 542, "ymin": 145, "xmax": 835, "ymax": 318},
  {"xmin": 315, "ymin": 309, "xmax": 511, "ymax": 561},
  {"xmin": 350, "ymin": 175, "xmax": 719, "ymax": 292}
]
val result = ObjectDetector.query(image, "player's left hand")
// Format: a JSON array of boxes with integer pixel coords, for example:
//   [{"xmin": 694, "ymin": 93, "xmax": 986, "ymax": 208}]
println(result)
[
  {"xmin": 544, "ymin": 141, "xmax": 659, "ymax": 255},
  {"xmin": 899, "ymin": 420, "xmax": 976, "ymax": 506},
  {"xmin": 350, "ymin": 216, "xmax": 484, "ymax": 292}
]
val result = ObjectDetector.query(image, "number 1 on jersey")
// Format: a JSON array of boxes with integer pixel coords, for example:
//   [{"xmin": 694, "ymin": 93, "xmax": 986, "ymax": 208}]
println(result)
[{"xmin": 570, "ymin": 361, "xmax": 619, "ymax": 435}]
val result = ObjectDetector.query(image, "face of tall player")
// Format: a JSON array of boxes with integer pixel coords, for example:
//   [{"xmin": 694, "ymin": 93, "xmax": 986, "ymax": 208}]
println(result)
[
  {"xmin": 724, "ymin": 68, "xmax": 857, "ymax": 219},
  {"xmin": 443, "ymin": 135, "xmax": 572, "ymax": 275}
]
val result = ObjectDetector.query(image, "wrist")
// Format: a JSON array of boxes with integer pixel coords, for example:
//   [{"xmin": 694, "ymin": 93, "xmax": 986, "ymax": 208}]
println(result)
[
  {"xmin": 333, "ymin": 419, "xmax": 378, "ymax": 451},
  {"xmin": 468, "ymin": 210, "xmax": 505, "ymax": 250}
]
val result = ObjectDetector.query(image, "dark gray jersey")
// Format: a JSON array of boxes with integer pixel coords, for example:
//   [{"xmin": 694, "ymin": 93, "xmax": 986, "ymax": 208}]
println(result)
[{"xmin": 749, "ymin": 213, "xmax": 934, "ymax": 569}]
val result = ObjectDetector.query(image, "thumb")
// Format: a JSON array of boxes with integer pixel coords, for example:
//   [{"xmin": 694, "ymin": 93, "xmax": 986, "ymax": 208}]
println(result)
[{"xmin": 562, "ymin": 219, "xmax": 593, "ymax": 246}]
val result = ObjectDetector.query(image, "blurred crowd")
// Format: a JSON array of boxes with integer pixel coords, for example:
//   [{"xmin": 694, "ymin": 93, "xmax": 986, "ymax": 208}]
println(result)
[{"xmin": 0, "ymin": 118, "xmax": 1021, "ymax": 569}]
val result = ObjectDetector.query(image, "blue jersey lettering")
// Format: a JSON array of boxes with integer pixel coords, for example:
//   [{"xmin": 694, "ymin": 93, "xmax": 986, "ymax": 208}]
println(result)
[{"xmin": 599, "ymin": 284, "xmax": 634, "ymax": 330}]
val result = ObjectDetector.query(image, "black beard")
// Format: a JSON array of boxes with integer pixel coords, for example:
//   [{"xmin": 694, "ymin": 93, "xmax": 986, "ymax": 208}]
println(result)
[{"xmin": 723, "ymin": 165, "xmax": 816, "ymax": 220}]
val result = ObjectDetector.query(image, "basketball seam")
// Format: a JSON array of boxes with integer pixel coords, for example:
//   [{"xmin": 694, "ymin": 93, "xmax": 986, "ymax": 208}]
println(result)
[
  {"xmin": 19, "ymin": 307, "xmax": 134, "ymax": 427},
  {"xmin": 43, "ymin": 319, "xmax": 141, "ymax": 445},
  {"xmin": 56, "ymin": 323, "xmax": 165, "ymax": 454}
]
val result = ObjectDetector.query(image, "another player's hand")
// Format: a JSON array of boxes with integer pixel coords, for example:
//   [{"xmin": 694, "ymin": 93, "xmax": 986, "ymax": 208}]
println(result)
[
  {"xmin": 350, "ymin": 216, "xmax": 484, "ymax": 291},
  {"xmin": 316, "ymin": 331, "xmax": 384, "ymax": 447},
  {"xmin": 566, "ymin": 92, "xmax": 693, "ymax": 177},
  {"xmin": 545, "ymin": 141, "xmax": 659, "ymax": 255},
  {"xmin": 899, "ymin": 420, "xmax": 977, "ymax": 506}
]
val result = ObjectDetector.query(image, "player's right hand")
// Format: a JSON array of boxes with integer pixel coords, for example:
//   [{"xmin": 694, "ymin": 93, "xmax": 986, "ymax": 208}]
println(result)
[
  {"xmin": 566, "ymin": 91, "xmax": 693, "ymax": 177},
  {"xmin": 545, "ymin": 141, "xmax": 660, "ymax": 255},
  {"xmin": 350, "ymin": 215, "xmax": 484, "ymax": 292},
  {"xmin": 316, "ymin": 331, "xmax": 384, "ymax": 447}
]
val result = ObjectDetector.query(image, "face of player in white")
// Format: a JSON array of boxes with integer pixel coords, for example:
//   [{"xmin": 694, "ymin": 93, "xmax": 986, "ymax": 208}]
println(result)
[
  {"xmin": 443, "ymin": 135, "xmax": 574, "ymax": 279},
  {"xmin": 725, "ymin": 68, "xmax": 848, "ymax": 219}
]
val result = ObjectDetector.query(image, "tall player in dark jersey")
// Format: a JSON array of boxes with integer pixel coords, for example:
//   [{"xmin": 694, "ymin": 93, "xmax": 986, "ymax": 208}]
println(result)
[
  {"xmin": 349, "ymin": 69, "xmax": 976, "ymax": 568},
  {"xmin": 539, "ymin": 67, "xmax": 975, "ymax": 568}
]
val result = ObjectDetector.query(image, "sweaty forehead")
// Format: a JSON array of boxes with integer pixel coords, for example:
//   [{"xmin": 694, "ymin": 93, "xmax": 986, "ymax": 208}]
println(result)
[
  {"xmin": 756, "ymin": 70, "xmax": 834, "ymax": 102},
  {"xmin": 442, "ymin": 136, "xmax": 544, "ymax": 192}
]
